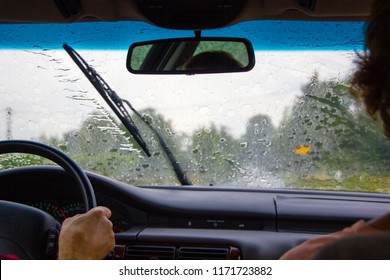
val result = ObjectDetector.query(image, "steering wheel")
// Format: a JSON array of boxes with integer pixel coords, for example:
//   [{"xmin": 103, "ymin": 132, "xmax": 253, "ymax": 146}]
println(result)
[{"xmin": 0, "ymin": 140, "xmax": 97, "ymax": 259}]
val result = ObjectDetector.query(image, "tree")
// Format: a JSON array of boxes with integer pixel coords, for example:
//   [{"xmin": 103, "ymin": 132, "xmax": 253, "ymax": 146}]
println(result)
[
  {"xmin": 274, "ymin": 73, "xmax": 390, "ymax": 185},
  {"xmin": 188, "ymin": 124, "xmax": 244, "ymax": 185},
  {"xmin": 242, "ymin": 114, "xmax": 277, "ymax": 169},
  {"xmin": 61, "ymin": 111, "xmax": 140, "ymax": 181}
]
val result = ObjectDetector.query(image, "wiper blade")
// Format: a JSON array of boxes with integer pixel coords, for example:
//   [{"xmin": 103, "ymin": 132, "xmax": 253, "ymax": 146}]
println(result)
[
  {"xmin": 63, "ymin": 44, "xmax": 192, "ymax": 185},
  {"xmin": 63, "ymin": 44, "xmax": 151, "ymax": 157},
  {"xmin": 122, "ymin": 99, "xmax": 192, "ymax": 185}
]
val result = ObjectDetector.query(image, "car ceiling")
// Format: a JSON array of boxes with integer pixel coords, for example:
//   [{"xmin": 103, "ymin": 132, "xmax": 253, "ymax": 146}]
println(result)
[{"xmin": 0, "ymin": 0, "xmax": 374, "ymax": 29}]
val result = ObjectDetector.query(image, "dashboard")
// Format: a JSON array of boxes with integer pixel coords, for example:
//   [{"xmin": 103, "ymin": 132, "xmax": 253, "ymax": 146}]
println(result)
[{"xmin": 1, "ymin": 166, "xmax": 390, "ymax": 259}]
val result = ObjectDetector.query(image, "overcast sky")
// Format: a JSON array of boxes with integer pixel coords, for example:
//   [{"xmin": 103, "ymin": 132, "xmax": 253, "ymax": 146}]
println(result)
[{"xmin": 0, "ymin": 49, "xmax": 357, "ymax": 141}]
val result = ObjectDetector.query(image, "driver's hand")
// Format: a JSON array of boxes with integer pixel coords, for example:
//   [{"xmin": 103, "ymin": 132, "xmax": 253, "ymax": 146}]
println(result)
[{"xmin": 58, "ymin": 206, "xmax": 115, "ymax": 260}]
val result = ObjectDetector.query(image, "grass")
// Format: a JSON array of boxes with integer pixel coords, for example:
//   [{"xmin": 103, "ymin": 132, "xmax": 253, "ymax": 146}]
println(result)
[
  {"xmin": 284, "ymin": 174, "xmax": 390, "ymax": 193},
  {"xmin": 0, "ymin": 154, "xmax": 54, "ymax": 170}
]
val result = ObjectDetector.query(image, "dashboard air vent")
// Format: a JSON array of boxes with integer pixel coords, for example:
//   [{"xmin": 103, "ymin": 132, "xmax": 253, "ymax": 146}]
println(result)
[
  {"xmin": 126, "ymin": 245, "xmax": 175, "ymax": 260},
  {"xmin": 177, "ymin": 247, "xmax": 229, "ymax": 260}
]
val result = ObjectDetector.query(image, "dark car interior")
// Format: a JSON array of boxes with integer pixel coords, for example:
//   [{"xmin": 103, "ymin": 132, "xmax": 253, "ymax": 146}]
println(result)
[
  {"xmin": 1, "ymin": 0, "xmax": 389, "ymax": 260},
  {"xmin": 1, "ymin": 164, "xmax": 389, "ymax": 259}
]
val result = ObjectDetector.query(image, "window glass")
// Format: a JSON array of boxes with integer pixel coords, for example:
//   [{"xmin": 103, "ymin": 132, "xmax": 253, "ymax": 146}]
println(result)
[{"xmin": 2, "ymin": 20, "xmax": 389, "ymax": 193}]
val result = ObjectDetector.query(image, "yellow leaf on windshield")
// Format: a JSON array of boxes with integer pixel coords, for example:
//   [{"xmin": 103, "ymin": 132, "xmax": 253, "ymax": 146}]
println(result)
[{"xmin": 295, "ymin": 145, "xmax": 310, "ymax": 156}]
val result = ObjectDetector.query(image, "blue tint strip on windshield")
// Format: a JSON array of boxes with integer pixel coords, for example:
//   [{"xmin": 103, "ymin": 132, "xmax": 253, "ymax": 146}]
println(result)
[
  {"xmin": 208, "ymin": 21, "xmax": 365, "ymax": 51},
  {"xmin": 0, "ymin": 21, "xmax": 364, "ymax": 51}
]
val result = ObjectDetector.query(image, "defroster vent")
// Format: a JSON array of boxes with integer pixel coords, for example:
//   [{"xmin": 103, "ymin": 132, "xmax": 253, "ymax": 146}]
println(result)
[
  {"xmin": 126, "ymin": 245, "xmax": 175, "ymax": 259},
  {"xmin": 178, "ymin": 247, "xmax": 229, "ymax": 260}
]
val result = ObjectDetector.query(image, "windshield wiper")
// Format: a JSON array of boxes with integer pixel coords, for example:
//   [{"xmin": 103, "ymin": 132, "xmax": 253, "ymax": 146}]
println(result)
[
  {"xmin": 121, "ymin": 99, "xmax": 192, "ymax": 185},
  {"xmin": 63, "ymin": 44, "xmax": 150, "ymax": 157},
  {"xmin": 63, "ymin": 44, "xmax": 192, "ymax": 185}
]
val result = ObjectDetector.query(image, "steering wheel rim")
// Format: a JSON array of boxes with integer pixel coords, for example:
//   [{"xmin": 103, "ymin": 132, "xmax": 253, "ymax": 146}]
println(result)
[{"xmin": 0, "ymin": 140, "xmax": 96, "ymax": 259}]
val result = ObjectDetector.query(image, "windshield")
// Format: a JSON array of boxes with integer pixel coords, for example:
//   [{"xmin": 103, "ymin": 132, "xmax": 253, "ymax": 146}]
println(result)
[{"xmin": 1, "ymin": 20, "xmax": 390, "ymax": 193}]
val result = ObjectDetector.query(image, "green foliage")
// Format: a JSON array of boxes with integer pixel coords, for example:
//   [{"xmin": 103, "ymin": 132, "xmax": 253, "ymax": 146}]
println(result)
[
  {"xmin": 188, "ymin": 124, "xmax": 244, "ymax": 185},
  {"xmin": 131, "ymin": 44, "xmax": 153, "ymax": 70},
  {"xmin": 273, "ymin": 73, "xmax": 390, "ymax": 191},
  {"xmin": 285, "ymin": 174, "xmax": 390, "ymax": 193},
  {"xmin": 71, "ymin": 152, "xmax": 139, "ymax": 182},
  {"xmin": 0, "ymin": 154, "xmax": 53, "ymax": 170},
  {"xmin": 242, "ymin": 114, "xmax": 277, "ymax": 169},
  {"xmin": 194, "ymin": 41, "xmax": 249, "ymax": 67}
]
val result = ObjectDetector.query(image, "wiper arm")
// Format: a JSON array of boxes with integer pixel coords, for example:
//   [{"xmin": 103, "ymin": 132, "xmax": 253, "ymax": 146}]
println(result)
[
  {"xmin": 63, "ymin": 44, "xmax": 192, "ymax": 185},
  {"xmin": 63, "ymin": 44, "xmax": 151, "ymax": 157}
]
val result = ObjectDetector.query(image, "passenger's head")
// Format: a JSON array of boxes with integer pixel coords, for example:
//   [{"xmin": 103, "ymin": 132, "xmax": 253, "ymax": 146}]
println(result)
[
  {"xmin": 351, "ymin": 0, "xmax": 390, "ymax": 138},
  {"xmin": 185, "ymin": 51, "xmax": 242, "ymax": 71}
]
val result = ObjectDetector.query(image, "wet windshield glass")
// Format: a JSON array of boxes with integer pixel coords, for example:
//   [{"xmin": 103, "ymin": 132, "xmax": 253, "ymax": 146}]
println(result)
[{"xmin": 1, "ymin": 20, "xmax": 390, "ymax": 192}]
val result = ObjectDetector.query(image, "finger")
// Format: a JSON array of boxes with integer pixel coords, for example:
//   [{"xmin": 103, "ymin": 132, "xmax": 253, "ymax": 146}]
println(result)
[{"xmin": 90, "ymin": 206, "xmax": 112, "ymax": 219}]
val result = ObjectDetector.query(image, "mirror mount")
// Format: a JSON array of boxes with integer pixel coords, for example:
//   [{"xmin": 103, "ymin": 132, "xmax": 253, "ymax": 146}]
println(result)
[{"xmin": 194, "ymin": 30, "xmax": 202, "ymax": 38}]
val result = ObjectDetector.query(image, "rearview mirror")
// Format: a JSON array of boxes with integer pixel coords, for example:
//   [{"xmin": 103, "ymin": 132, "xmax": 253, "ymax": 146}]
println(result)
[{"xmin": 127, "ymin": 37, "xmax": 255, "ymax": 75}]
